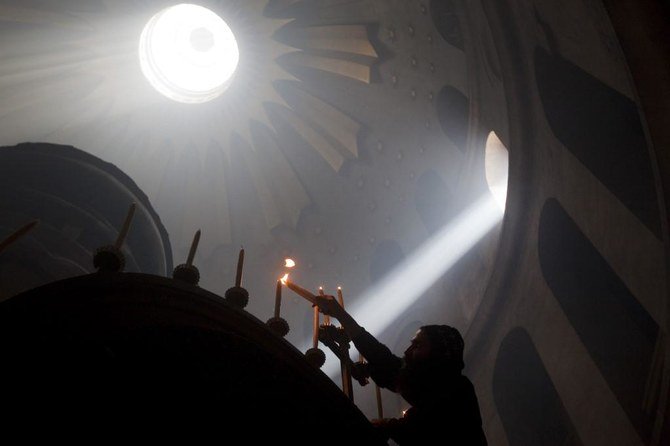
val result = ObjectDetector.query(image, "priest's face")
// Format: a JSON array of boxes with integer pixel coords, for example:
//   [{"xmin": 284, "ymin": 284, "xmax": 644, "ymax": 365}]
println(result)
[{"xmin": 403, "ymin": 329, "xmax": 432, "ymax": 366}]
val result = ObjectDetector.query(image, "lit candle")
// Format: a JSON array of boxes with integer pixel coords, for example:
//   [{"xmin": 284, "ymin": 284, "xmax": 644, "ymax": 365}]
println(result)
[
  {"xmin": 319, "ymin": 287, "xmax": 330, "ymax": 325},
  {"xmin": 235, "ymin": 247, "xmax": 244, "ymax": 287},
  {"xmin": 114, "ymin": 202, "xmax": 136, "ymax": 249},
  {"xmin": 341, "ymin": 362, "xmax": 349, "ymax": 399},
  {"xmin": 312, "ymin": 305, "xmax": 319, "ymax": 348},
  {"xmin": 337, "ymin": 287, "xmax": 351, "ymax": 399},
  {"xmin": 337, "ymin": 286, "xmax": 345, "ymax": 308},
  {"xmin": 274, "ymin": 279, "xmax": 282, "ymax": 318},
  {"xmin": 283, "ymin": 278, "xmax": 317, "ymax": 305},
  {"xmin": 186, "ymin": 229, "xmax": 201, "ymax": 266}
]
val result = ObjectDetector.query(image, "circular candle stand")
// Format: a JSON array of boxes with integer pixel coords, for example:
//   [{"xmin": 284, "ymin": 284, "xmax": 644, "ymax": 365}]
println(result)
[
  {"xmin": 266, "ymin": 316, "xmax": 290, "ymax": 337},
  {"xmin": 0, "ymin": 272, "xmax": 386, "ymax": 443},
  {"xmin": 93, "ymin": 245, "xmax": 125, "ymax": 272},
  {"xmin": 224, "ymin": 286, "xmax": 249, "ymax": 309},
  {"xmin": 172, "ymin": 263, "xmax": 200, "ymax": 286},
  {"xmin": 305, "ymin": 347, "xmax": 326, "ymax": 368}
]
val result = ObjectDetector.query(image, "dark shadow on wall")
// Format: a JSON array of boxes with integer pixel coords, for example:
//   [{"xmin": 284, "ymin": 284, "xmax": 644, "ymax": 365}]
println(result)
[
  {"xmin": 430, "ymin": 0, "xmax": 464, "ymax": 51},
  {"xmin": 493, "ymin": 327, "xmax": 583, "ymax": 446},
  {"xmin": 534, "ymin": 48, "xmax": 662, "ymax": 238},
  {"xmin": 538, "ymin": 198, "xmax": 658, "ymax": 443},
  {"xmin": 436, "ymin": 86, "xmax": 470, "ymax": 154}
]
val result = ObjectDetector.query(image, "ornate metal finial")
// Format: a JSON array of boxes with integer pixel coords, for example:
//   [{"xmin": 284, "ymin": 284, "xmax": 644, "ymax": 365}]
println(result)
[
  {"xmin": 93, "ymin": 245, "xmax": 125, "ymax": 272},
  {"xmin": 266, "ymin": 316, "xmax": 290, "ymax": 337},
  {"xmin": 225, "ymin": 286, "xmax": 249, "ymax": 309},
  {"xmin": 305, "ymin": 347, "xmax": 326, "ymax": 368}
]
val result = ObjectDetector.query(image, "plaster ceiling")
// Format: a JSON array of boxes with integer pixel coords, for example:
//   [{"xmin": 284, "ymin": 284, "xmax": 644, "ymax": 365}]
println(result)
[{"xmin": 0, "ymin": 0, "xmax": 505, "ymax": 350}]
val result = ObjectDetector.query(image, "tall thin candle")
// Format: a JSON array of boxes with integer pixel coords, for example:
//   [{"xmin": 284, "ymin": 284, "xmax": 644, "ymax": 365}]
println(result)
[
  {"xmin": 274, "ymin": 280, "xmax": 282, "ymax": 318},
  {"xmin": 319, "ymin": 287, "xmax": 330, "ymax": 325},
  {"xmin": 312, "ymin": 305, "xmax": 319, "ymax": 348},
  {"xmin": 338, "ymin": 286, "xmax": 351, "ymax": 399},
  {"xmin": 186, "ymin": 229, "xmax": 201, "ymax": 266},
  {"xmin": 235, "ymin": 248, "xmax": 244, "ymax": 287},
  {"xmin": 360, "ymin": 353, "xmax": 383, "ymax": 419},
  {"xmin": 283, "ymin": 279, "xmax": 317, "ymax": 305},
  {"xmin": 375, "ymin": 385, "xmax": 384, "ymax": 420},
  {"xmin": 0, "ymin": 220, "xmax": 39, "ymax": 254},
  {"xmin": 115, "ymin": 203, "xmax": 136, "ymax": 249},
  {"xmin": 337, "ymin": 286, "xmax": 344, "ymax": 308}
]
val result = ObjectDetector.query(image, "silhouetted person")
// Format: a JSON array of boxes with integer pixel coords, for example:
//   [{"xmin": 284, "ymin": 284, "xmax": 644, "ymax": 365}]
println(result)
[{"xmin": 315, "ymin": 294, "xmax": 487, "ymax": 445}]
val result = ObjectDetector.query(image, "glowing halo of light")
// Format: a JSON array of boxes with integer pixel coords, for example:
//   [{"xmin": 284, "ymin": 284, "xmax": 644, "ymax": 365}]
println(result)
[{"xmin": 139, "ymin": 3, "xmax": 240, "ymax": 104}]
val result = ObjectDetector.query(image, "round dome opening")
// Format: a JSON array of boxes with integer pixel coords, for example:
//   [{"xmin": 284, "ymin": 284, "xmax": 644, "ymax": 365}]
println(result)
[{"xmin": 139, "ymin": 4, "xmax": 239, "ymax": 104}]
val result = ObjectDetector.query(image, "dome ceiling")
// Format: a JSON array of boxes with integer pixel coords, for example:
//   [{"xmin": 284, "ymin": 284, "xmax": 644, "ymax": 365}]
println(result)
[
  {"xmin": 0, "ymin": 0, "xmax": 384, "ymax": 246},
  {"xmin": 0, "ymin": 0, "xmax": 502, "ymax": 358}
]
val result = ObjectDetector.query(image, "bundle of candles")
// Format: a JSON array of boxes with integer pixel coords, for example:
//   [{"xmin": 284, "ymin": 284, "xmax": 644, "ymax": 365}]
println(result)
[{"xmin": 276, "ymin": 276, "xmax": 361, "ymax": 400}]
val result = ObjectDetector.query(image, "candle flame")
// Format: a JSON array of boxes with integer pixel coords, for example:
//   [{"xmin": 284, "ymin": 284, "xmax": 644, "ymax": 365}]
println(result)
[
  {"xmin": 337, "ymin": 286, "xmax": 342, "ymax": 290},
  {"xmin": 280, "ymin": 273, "xmax": 289, "ymax": 284},
  {"xmin": 284, "ymin": 258, "xmax": 296, "ymax": 268}
]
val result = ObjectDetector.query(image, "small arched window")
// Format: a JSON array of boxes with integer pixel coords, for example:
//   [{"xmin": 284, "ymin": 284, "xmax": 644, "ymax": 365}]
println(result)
[{"xmin": 484, "ymin": 131, "xmax": 509, "ymax": 211}]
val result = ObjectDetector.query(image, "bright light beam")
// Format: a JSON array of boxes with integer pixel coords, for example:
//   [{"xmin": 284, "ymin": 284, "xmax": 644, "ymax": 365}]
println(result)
[
  {"xmin": 301, "ymin": 191, "xmax": 504, "ymax": 379},
  {"xmin": 350, "ymin": 192, "xmax": 504, "ymax": 336}
]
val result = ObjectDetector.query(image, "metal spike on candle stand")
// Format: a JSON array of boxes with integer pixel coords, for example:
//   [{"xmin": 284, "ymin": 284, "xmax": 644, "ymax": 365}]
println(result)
[
  {"xmin": 93, "ymin": 203, "xmax": 135, "ymax": 272},
  {"xmin": 173, "ymin": 229, "xmax": 201, "ymax": 285},
  {"xmin": 225, "ymin": 247, "xmax": 249, "ymax": 309},
  {"xmin": 305, "ymin": 304, "xmax": 326, "ymax": 367},
  {"xmin": 266, "ymin": 278, "xmax": 289, "ymax": 336},
  {"xmin": 0, "ymin": 220, "xmax": 39, "ymax": 255},
  {"xmin": 331, "ymin": 286, "xmax": 355, "ymax": 399},
  {"xmin": 334, "ymin": 326, "xmax": 354, "ymax": 401},
  {"xmin": 319, "ymin": 287, "xmax": 331, "ymax": 326}
]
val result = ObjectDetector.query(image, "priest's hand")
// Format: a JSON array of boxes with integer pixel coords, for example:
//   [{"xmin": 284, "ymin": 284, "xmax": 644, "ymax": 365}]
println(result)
[{"xmin": 314, "ymin": 294, "xmax": 344, "ymax": 319}]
